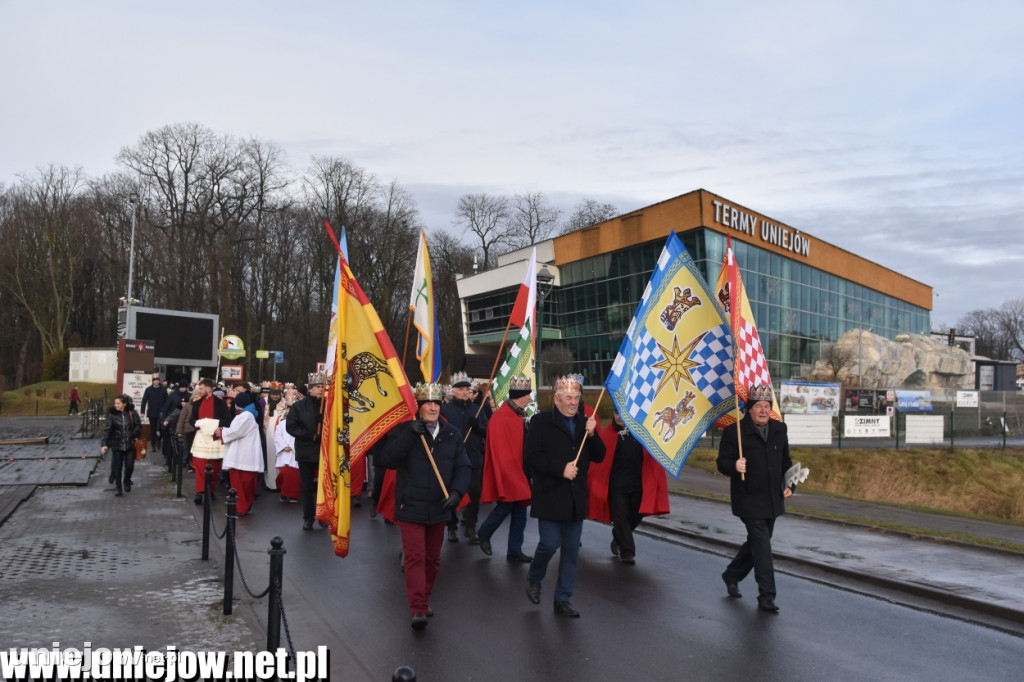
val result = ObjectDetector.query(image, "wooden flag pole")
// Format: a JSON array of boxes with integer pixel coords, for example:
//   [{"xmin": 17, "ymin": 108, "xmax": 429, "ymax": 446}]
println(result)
[
  {"xmin": 214, "ymin": 327, "xmax": 226, "ymax": 383},
  {"xmin": 401, "ymin": 309, "xmax": 413, "ymax": 377},
  {"xmin": 733, "ymin": 391, "xmax": 746, "ymax": 482},
  {"xmin": 469, "ymin": 313, "xmax": 518, "ymax": 426},
  {"xmin": 572, "ymin": 387, "xmax": 606, "ymax": 466},
  {"xmin": 419, "ymin": 433, "xmax": 450, "ymax": 499}
]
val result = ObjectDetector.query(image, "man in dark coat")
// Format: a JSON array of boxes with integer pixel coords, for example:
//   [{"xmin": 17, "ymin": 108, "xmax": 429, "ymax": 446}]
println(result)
[
  {"xmin": 285, "ymin": 375, "xmax": 325, "ymax": 531},
  {"xmin": 525, "ymin": 375, "xmax": 605, "ymax": 618},
  {"xmin": 717, "ymin": 384, "xmax": 794, "ymax": 613},
  {"xmin": 380, "ymin": 382, "xmax": 470, "ymax": 630},
  {"xmin": 140, "ymin": 374, "xmax": 168, "ymax": 452},
  {"xmin": 440, "ymin": 371, "xmax": 488, "ymax": 543}
]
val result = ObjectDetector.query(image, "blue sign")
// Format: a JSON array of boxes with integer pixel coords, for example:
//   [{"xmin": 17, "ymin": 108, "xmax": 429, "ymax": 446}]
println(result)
[
  {"xmin": 896, "ymin": 390, "xmax": 933, "ymax": 412},
  {"xmin": 274, "ymin": 351, "xmax": 284, "ymax": 364}
]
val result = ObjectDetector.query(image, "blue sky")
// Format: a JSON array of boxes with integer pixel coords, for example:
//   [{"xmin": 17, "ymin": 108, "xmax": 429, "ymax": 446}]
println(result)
[{"xmin": 2, "ymin": 1, "xmax": 1022, "ymax": 327}]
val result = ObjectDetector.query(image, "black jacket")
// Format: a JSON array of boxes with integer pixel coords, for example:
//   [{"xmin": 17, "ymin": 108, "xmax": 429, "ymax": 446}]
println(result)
[
  {"xmin": 440, "ymin": 398, "xmax": 488, "ymax": 468},
  {"xmin": 140, "ymin": 385, "xmax": 168, "ymax": 420},
  {"xmin": 379, "ymin": 420, "xmax": 471, "ymax": 525},
  {"xmin": 102, "ymin": 407, "xmax": 143, "ymax": 452},
  {"xmin": 285, "ymin": 396, "xmax": 323, "ymax": 464},
  {"xmin": 716, "ymin": 414, "xmax": 793, "ymax": 520},
  {"xmin": 526, "ymin": 408, "xmax": 605, "ymax": 522}
]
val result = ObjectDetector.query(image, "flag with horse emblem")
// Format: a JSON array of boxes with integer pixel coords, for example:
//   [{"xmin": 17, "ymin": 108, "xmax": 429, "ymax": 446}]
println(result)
[
  {"xmin": 606, "ymin": 232, "xmax": 735, "ymax": 477},
  {"xmin": 318, "ymin": 250, "xmax": 417, "ymax": 557}
]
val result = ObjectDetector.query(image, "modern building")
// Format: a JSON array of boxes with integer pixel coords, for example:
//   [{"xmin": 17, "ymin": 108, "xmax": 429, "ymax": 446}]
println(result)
[{"xmin": 456, "ymin": 189, "xmax": 932, "ymax": 386}]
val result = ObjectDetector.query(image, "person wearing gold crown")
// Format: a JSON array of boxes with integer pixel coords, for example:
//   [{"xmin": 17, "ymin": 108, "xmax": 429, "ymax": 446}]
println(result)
[
  {"xmin": 716, "ymin": 384, "xmax": 794, "ymax": 614},
  {"xmin": 380, "ymin": 381, "xmax": 471, "ymax": 630},
  {"xmin": 524, "ymin": 375, "xmax": 605, "ymax": 618},
  {"xmin": 440, "ymin": 371, "xmax": 489, "ymax": 543},
  {"xmin": 477, "ymin": 375, "xmax": 534, "ymax": 562}
]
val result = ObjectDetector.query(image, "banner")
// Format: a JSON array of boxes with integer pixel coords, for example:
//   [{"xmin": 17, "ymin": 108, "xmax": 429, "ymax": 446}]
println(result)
[
  {"xmin": 896, "ymin": 390, "xmax": 933, "ymax": 412},
  {"xmin": 491, "ymin": 248, "xmax": 538, "ymax": 414},
  {"xmin": 780, "ymin": 381, "xmax": 840, "ymax": 416},
  {"xmin": 606, "ymin": 232, "xmax": 734, "ymax": 477}
]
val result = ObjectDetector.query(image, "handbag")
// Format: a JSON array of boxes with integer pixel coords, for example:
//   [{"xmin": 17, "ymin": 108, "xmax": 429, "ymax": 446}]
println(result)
[{"xmin": 129, "ymin": 411, "xmax": 147, "ymax": 460}]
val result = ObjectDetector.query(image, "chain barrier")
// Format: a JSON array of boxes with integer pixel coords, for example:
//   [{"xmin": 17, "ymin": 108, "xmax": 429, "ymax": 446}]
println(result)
[
  {"xmin": 275, "ymin": 580, "xmax": 298, "ymax": 668},
  {"xmin": 208, "ymin": 502, "xmax": 229, "ymax": 540}
]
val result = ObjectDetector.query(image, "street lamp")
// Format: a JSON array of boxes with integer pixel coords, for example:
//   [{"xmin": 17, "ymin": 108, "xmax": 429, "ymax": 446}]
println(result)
[
  {"xmin": 126, "ymin": 192, "xmax": 139, "ymax": 307},
  {"xmin": 535, "ymin": 264, "xmax": 555, "ymax": 387}
]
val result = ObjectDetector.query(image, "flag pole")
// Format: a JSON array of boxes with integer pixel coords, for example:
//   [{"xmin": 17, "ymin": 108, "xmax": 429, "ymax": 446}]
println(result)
[
  {"xmin": 401, "ymin": 308, "xmax": 413, "ymax": 377},
  {"xmin": 214, "ymin": 327, "xmax": 225, "ymax": 383},
  {"xmin": 470, "ymin": 313, "xmax": 517, "ymax": 425},
  {"xmin": 572, "ymin": 387, "xmax": 606, "ymax": 466},
  {"xmin": 419, "ymin": 434, "xmax": 450, "ymax": 498}
]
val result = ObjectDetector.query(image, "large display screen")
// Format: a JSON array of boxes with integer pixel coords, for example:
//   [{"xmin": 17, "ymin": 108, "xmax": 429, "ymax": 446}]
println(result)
[{"xmin": 127, "ymin": 307, "xmax": 219, "ymax": 366}]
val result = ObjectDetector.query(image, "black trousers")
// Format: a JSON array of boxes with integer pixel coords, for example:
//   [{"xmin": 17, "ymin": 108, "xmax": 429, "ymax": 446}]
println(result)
[
  {"xmin": 609, "ymin": 490, "xmax": 643, "ymax": 557},
  {"xmin": 298, "ymin": 460, "xmax": 318, "ymax": 524},
  {"xmin": 449, "ymin": 466, "xmax": 483, "ymax": 529},
  {"xmin": 111, "ymin": 448, "xmax": 135, "ymax": 492},
  {"xmin": 723, "ymin": 517, "xmax": 777, "ymax": 600}
]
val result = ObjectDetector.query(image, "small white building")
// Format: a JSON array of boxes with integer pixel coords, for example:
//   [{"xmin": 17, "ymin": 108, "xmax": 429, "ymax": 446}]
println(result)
[{"xmin": 68, "ymin": 347, "xmax": 117, "ymax": 383}]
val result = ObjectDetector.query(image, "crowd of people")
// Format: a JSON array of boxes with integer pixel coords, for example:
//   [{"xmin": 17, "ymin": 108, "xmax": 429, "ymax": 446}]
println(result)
[{"xmin": 103, "ymin": 371, "xmax": 796, "ymax": 627}]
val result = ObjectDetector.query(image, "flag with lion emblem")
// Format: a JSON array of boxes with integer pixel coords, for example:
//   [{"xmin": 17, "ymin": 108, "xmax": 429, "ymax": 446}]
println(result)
[
  {"xmin": 318, "ymin": 246, "xmax": 417, "ymax": 557},
  {"xmin": 605, "ymin": 232, "xmax": 735, "ymax": 477}
]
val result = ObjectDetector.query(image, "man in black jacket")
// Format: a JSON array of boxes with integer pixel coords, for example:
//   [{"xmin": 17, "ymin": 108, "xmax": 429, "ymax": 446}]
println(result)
[
  {"xmin": 286, "ymin": 375, "xmax": 325, "ymax": 531},
  {"xmin": 140, "ymin": 374, "xmax": 168, "ymax": 452},
  {"xmin": 380, "ymin": 382, "xmax": 470, "ymax": 630},
  {"xmin": 440, "ymin": 371, "xmax": 488, "ymax": 543},
  {"xmin": 524, "ymin": 375, "xmax": 604, "ymax": 618},
  {"xmin": 716, "ymin": 384, "xmax": 794, "ymax": 613}
]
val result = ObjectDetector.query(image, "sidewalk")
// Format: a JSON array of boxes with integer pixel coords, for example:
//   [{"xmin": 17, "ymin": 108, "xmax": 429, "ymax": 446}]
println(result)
[{"xmin": 643, "ymin": 466, "xmax": 1024, "ymax": 634}]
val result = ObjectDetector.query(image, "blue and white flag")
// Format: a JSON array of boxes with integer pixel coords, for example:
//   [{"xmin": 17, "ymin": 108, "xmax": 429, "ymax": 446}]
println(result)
[{"xmin": 605, "ymin": 232, "xmax": 735, "ymax": 477}]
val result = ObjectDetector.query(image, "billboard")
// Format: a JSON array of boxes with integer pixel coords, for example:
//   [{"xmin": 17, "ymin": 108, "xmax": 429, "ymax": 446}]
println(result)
[
  {"xmin": 126, "ymin": 306, "xmax": 219, "ymax": 366},
  {"xmin": 780, "ymin": 381, "xmax": 840, "ymax": 416}
]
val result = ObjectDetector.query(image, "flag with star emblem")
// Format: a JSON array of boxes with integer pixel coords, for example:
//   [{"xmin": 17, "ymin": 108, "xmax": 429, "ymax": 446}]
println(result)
[
  {"xmin": 606, "ymin": 232, "xmax": 735, "ymax": 477},
  {"xmin": 713, "ymin": 236, "xmax": 782, "ymax": 426}
]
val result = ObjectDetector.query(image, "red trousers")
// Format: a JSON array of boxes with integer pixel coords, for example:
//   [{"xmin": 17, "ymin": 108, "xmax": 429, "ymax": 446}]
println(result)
[
  {"xmin": 398, "ymin": 520, "xmax": 445, "ymax": 614},
  {"xmin": 276, "ymin": 466, "xmax": 301, "ymax": 500},
  {"xmin": 193, "ymin": 457, "xmax": 223, "ymax": 493},
  {"xmin": 229, "ymin": 469, "xmax": 258, "ymax": 515}
]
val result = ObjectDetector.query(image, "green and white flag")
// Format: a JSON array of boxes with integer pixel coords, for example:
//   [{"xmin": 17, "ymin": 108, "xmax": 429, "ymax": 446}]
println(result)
[{"xmin": 491, "ymin": 248, "xmax": 538, "ymax": 415}]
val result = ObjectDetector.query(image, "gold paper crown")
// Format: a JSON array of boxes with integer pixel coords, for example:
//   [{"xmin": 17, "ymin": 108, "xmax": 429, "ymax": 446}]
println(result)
[
  {"xmin": 450, "ymin": 371, "xmax": 472, "ymax": 387},
  {"xmin": 569, "ymin": 373, "xmax": 585, "ymax": 387},
  {"xmin": 554, "ymin": 375, "xmax": 582, "ymax": 393},
  {"xmin": 509, "ymin": 376, "xmax": 532, "ymax": 392},
  {"xmin": 747, "ymin": 384, "xmax": 774, "ymax": 404},
  {"xmin": 414, "ymin": 382, "xmax": 445, "ymax": 402},
  {"xmin": 307, "ymin": 372, "xmax": 325, "ymax": 386}
]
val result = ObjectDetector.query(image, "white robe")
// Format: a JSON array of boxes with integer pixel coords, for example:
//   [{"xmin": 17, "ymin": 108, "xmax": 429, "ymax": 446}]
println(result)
[
  {"xmin": 275, "ymin": 417, "xmax": 298, "ymax": 469},
  {"xmin": 221, "ymin": 411, "xmax": 265, "ymax": 472}
]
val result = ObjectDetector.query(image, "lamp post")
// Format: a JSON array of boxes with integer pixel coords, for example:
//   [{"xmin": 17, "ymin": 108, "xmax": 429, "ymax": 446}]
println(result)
[
  {"xmin": 535, "ymin": 265, "xmax": 555, "ymax": 387},
  {"xmin": 126, "ymin": 191, "xmax": 139, "ymax": 307}
]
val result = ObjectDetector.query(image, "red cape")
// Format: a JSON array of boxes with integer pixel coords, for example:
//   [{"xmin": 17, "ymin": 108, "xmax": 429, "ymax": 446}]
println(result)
[
  {"xmin": 587, "ymin": 420, "xmax": 671, "ymax": 523},
  {"xmin": 480, "ymin": 401, "xmax": 531, "ymax": 504}
]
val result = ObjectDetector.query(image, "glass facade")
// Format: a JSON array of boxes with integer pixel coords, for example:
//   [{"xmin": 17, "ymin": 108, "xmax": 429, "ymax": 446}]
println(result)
[{"xmin": 467, "ymin": 228, "xmax": 930, "ymax": 386}]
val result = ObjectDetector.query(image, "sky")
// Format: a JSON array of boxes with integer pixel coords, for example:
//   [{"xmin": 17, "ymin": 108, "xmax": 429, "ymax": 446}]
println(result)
[{"xmin": 2, "ymin": 1, "xmax": 1022, "ymax": 327}]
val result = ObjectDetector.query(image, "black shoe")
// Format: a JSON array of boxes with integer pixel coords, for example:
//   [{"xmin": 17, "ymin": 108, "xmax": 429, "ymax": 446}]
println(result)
[
  {"xmin": 411, "ymin": 613, "xmax": 428, "ymax": 630},
  {"xmin": 114, "ymin": 490, "xmax": 123, "ymax": 497},
  {"xmin": 526, "ymin": 580, "xmax": 541, "ymax": 605},
  {"xmin": 479, "ymin": 539, "xmax": 492, "ymax": 556},
  {"xmin": 302, "ymin": 521, "xmax": 314, "ymax": 531},
  {"xmin": 464, "ymin": 526, "xmax": 479, "ymax": 544},
  {"xmin": 757, "ymin": 598, "xmax": 780, "ymax": 613},
  {"xmin": 426, "ymin": 607, "xmax": 434, "ymax": 617},
  {"xmin": 507, "ymin": 552, "xmax": 533, "ymax": 563},
  {"xmin": 620, "ymin": 554, "xmax": 635, "ymax": 565},
  {"xmin": 722, "ymin": 572, "xmax": 742, "ymax": 599},
  {"xmin": 610, "ymin": 539, "xmax": 619, "ymax": 556},
  {"xmin": 124, "ymin": 484, "xmax": 131, "ymax": 493},
  {"xmin": 554, "ymin": 601, "xmax": 580, "ymax": 618},
  {"xmin": 447, "ymin": 527, "xmax": 459, "ymax": 543},
  {"xmin": 318, "ymin": 520, "xmax": 329, "ymax": 529},
  {"xmin": 194, "ymin": 493, "xmax": 203, "ymax": 505}
]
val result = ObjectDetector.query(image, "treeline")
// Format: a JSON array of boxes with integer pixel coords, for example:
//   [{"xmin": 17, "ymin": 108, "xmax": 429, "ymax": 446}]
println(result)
[{"xmin": 0, "ymin": 122, "xmax": 617, "ymax": 389}]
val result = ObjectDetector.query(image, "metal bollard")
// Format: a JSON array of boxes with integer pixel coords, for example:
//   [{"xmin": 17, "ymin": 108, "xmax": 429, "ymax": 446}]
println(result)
[
  {"xmin": 175, "ymin": 437, "xmax": 185, "ymax": 498},
  {"xmin": 202, "ymin": 465, "xmax": 213, "ymax": 560},
  {"xmin": 224, "ymin": 489, "xmax": 238, "ymax": 615},
  {"xmin": 267, "ymin": 536, "xmax": 286, "ymax": 652},
  {"xmin": 392, "ymin": 666, "xmax": 416, "ymax": 682}
]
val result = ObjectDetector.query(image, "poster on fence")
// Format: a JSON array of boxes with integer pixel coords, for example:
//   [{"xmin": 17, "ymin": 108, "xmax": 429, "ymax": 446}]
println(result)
[
  {"xmin": 780, "ymin": 381, "xmax": 841, "ymax": 416},
  {"xmin": 844, "ymin": 415, "xmax": 891, "ymax": 437},
  {"xmin": 956, "ymin": 390, "xmax": 979, "ymax": 408},
  {"xmin": 896, "ymin": 390, "xmax": 933, "ymax": 412}
]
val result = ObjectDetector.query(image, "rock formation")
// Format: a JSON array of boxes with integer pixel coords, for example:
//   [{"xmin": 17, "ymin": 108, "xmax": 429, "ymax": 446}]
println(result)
[{"xmin": 810, "ymin": 330, "xmax": 973, "ymax": 389}]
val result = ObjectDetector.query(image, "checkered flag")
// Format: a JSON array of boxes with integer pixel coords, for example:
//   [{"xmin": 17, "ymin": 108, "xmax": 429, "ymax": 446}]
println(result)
[{"xmin": 689, "ymin": 324, "xmax": 734, "ymax": 405}]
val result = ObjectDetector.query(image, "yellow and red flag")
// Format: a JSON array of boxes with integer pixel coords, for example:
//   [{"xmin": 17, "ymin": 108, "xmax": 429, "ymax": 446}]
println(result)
[
  {"xmin": 318, "ymin": 240, "xmax": 417, "ymax": 557},
  {"xmin": 714, "ymin": 237, "xmax": 782, "ymax": 425}
]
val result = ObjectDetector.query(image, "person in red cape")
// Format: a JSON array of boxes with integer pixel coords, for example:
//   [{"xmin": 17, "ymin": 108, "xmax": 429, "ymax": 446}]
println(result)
[
  {"xmin": 588, "ymin": 409, "xmax": 670, "ymax": 564},
  {"xmin": 188, "ymin": 378, "xmax": 232, "ymax": 505},
  {"xmin": 476, "ymin": 375, "xmax": 534, "ymax": 562}
]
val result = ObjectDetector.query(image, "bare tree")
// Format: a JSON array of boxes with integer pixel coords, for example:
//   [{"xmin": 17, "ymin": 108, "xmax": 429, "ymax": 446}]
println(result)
[
  {"xmin": 509, "ymin": 191, "xmax": 560, "ymax": 247},
  {"xmin": 560, "ymin": 198, "xmax": 618, "ymax": 235},
  {"xmin": 453, "ymin": 193, "xmax": 514, "ymax": 269},
  {"xmin": 428, "ymin": 231, "xmax": 476, "ymax": 377},
  {"xmin": 996, "ymin": 298, "xmax": 1024, "ymax": 361},
  {"xmin": 820, "ymin": 344, "xmax": 855, "ymax": 379}
]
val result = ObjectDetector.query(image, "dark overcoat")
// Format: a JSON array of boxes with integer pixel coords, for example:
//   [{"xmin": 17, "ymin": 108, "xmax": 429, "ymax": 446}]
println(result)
[
  {"xmin": 716, "ymin": 413, "xmax": 793, "ymax": 520},
  {"xmin": 380, "ymin": 420, "xmax": 471, "ymax": 525},
  {"xmin": 526, "ymin": 408, "xmax": 606, "ymax": 522}
]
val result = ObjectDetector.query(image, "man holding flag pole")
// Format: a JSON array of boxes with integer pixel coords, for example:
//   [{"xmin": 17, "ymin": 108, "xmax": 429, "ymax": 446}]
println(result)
[{"xmin": 714, "ymin": 237, "xmax": 796, "ymax": 614}]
